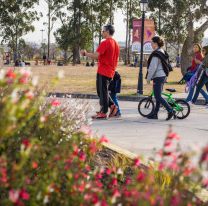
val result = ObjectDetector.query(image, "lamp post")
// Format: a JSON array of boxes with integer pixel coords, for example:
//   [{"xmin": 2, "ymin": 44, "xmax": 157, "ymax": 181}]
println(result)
[
  {"xmin": 137, "ymin": 0, "xmax": 148, "ymax": 95},
  {"xmin": 40, "ymin": 29, "xmax": 45, "ymax": 44}
]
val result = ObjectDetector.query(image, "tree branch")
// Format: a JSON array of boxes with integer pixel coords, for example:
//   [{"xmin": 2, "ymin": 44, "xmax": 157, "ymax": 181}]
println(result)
[{"xmin": 195, "ymin": 19, "xmax": 208, "ymax": 36}]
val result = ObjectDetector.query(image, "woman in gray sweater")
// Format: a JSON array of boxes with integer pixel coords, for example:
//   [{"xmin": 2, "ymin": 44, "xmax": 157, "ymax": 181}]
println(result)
[{"xmin": 146, "ymin": 36, "xmax": 175, "ymax": 120}]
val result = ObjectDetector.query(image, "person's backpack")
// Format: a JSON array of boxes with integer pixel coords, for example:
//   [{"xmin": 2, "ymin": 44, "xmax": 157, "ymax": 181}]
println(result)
[
  {"xmin": 109, "ymin": 71, "xmax": 121, "ymax": 93},
  {"xmin": 146, "ymin": 50, "xmax": 173, "ymax": 78},
  {"xmin": 164, "ymin": 51, "xmax": 173, "ymax": 73}
]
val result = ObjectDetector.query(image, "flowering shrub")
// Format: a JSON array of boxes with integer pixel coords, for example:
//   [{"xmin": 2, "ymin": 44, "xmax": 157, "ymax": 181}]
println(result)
[{"xmin": 0, "ymin": 68, "xmax": 208, "ymax": 205}]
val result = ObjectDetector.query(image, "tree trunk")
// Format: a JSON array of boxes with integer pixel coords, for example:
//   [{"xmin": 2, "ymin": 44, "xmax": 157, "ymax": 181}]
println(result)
[
  {"xmin": 127, "ymin": 0, "xmax": 132, "ymax": 64},
  {"xmin": 158, "ymin": 7, "xmax": 161, "ymax": 35},
  {"xmin": 47, "ymin": 1, "xmax": 51, "ymax": 60},
  {"xmin": 64, "ymin": 49, "xmax": 67, "ymax": 63},
  {"xmin": 181, "ymin": 19, "xmax": 194, "ymax": 75},
  {"xmin": 109, "ymin": 0, "xmax": 113, "ymax": 24},
  {"xmin": 72, "ymin": 0, "xmax": 80, "ymax": 65},
  {"xmin": 77, "ymin": 0, "xmax": 81, "ymax": 64},
  {"xmin": 181, "ymin": 18, "xmax": 208, "ymax": 75},
  {"xmin": 14, "ymin": 26, "xmax": 18, "ymax": 62},
  {"xmin": 72, "ymin": 46, "xmax": 80, "ymax": 65}
]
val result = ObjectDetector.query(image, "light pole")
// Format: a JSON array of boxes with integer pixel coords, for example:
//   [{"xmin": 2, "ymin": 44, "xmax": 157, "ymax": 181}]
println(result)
[
  {"xmin": 40, "ymin": 29, "xmax": 45, "ymax": 44},
  {"xmin": 137, "ymin": 0, "xmax": 148, "ymax": 95}
]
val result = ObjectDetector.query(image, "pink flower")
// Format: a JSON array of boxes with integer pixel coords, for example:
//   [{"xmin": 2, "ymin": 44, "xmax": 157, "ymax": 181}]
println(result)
[
  {"xmin": 105, "ymin": 168, "xmax": 111, "ymax": 175},
  {"xmin": 158, "ymin": 162, "xmax": 165, "ymax": 171},
  {"xmin": 171, "ymin": 194, "xmax": 181, "ymax": 206},
  {"xmin": 112, "ymin": 189, "xmax": 121, "ymax": 198},
  {"xmin": 89, "ymin": 142, "xmax": 98, "ymax": 154},
  {"xmin": 6, "ymin": 69, "xmax": 16, "ymax": 79},
  {"xmin": 168, "ymin": 161, "xmax": 179, "ymax": 172},
  {"xmin": 79, "ymin": 125, "xmax": 93, "ymax": 137},
  {"xmin": 111, "ymin": 178, "xmax": 118, "ymax": 186},
  {"xmin": 85, "ymin": 165, "xmax": 91, "ymax": 172},
  {"xmin": 95, "ymin": 180, "xmax": 103, "ymax": 188},
  {"xmin": 79, "ymin": 151, "xmax": 86, "ymax": 162},
  {"xmin": 19, "ymin": 70, "xmax": 31, "ymax": 84},
  {"xmin": 164, "ymin": 139, "xmax": 172, "ymax": 147},
  {"xmin": 96, "ymin": 172, "xmax": 102, "ymax": 180},
  {"xmin": 19, "ymin": 76, "xmax": 28, "ymax": 84},
  {"xmin": 137, "ymin": 171, "xmax": 145, "ymax": 182},
  {"xmin": 0, "ymin": 168, "xmax": 7, "ymax": 183},
  {"xmin": 134, "ymin": 157, "xmax": 141, "ymax": 167},
  {"xmin": 20, "ymin": 189, "xmax": 30, "ymax": 200},
  {"xmin": 73, "ymin": 145, "xmax": 79, "ymax": 156},
  {"xmin": 51, "ymin": 99, "xmax": 61, "ymax": 107},
  {"xmin": 78, "ymin": 182, "xmax": 86, "ymax": 192},
  {"xmin": 167, "ymin": 132, "xmax": 180, "ymax": 140},
  {"xmin": 9, "ymin": 189, "xmax": 20, "ymax": 203},
  {"xmin": 183, "ymin": 166, "xmax": 195, "ymax": 176},
  {"xmin": 32, "ymin": 162, "xmax": 38, "ymax": 169},
  {"xmin": 22, "ymin": 139, "xmax": 31, "ymax": 148},
  {"xmin": 92, "ymin": 194, "xmax": 99, "ymax": 204},
  {"xmin": 200, "ymin": 145, "xmax": 208, "ymax": 164},
  {"xmin": 101, "ymin": 200, "xmax": 108, "ymax": 206},
  {"xmin": 125, "ymin": 177, "xmax": 132, "ymax": 185},
  {"xmin": 99, "ymin": 135, "xmax": 109, "ymax": 143},
  {"xmin": 25, "ymin": 91, "xmax": 34, "ymax": 100},
  {"xmin": 202, "ymin": 178, "xmax": 208, "ymax": 188}
]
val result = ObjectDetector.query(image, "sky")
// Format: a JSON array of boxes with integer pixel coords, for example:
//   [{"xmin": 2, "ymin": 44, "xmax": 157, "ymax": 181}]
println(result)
[
  {"xmin": 23, "ymin": 2, "xmax": 127, "ymax": 44},
  {"xmin": 23, "ymin": 1, "xmax": 208, "ymax": 45}
]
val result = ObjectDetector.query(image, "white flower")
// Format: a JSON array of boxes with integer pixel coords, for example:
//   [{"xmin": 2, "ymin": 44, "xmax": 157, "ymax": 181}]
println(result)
[
  {"xmin": 43, "ymin": 195, "xmax": 49, "ymax": 204},
  {"xmin": 117, "ymin": 168, "xmax": 123, "ymax": 175},
  {"xmin": 11, "ymin": 89, "xmax": 19, "ymax": 103},
  {"xmin": 0, "ymin": 69, "xmax": 5, "ymax": 80},
  {"xmin": 32, "ymin": 76, "xmax": 39, "ymax": 86}
]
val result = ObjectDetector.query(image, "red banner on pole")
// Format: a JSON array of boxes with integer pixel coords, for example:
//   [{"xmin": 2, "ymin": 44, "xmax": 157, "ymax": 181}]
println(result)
[{"xmin": 132, "ymin": 19, "xmax": 155, "ymax": 54}]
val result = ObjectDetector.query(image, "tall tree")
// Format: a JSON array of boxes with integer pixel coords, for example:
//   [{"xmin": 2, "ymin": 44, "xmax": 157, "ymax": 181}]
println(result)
[
  {"xmin": 43, "ymin": 0, "xmax": 64, "ymax": 60},
  {"xmin": 149, "ymin": 0, "xmax": 208, "ymax": 74},
  {"xmin": 55, "ymin": 0, "xmax": 93, "ymax": 64},
  {"xmin": 0, "ymin": 0, "xmax": 39, "ymax": 61}
]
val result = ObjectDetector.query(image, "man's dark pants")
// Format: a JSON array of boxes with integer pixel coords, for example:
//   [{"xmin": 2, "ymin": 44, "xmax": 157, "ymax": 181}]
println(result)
[{"xmin": 96, "ymin": 73, "xmax": 114, "ymax": 114}]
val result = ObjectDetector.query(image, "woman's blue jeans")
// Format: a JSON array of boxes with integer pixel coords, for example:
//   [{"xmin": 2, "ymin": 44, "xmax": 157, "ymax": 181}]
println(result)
[
  {"xmin": 186, "ymin": 86, "xmax": 208, "ymax": 102},
  {"xmin": 192, "ymin": 74, "xmax": 208, "ymax": 103}
]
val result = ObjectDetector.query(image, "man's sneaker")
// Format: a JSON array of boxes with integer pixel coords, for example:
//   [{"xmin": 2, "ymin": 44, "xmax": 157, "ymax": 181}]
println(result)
[
  {"xmin": 110, "ymin": 111, "xmax": 121, "ymax": 118},
  {"xmin": 147, "ymin": 114, "xmax": 158, "ymax": 119},
  {"xmin": 109, "ymin": 105, "xmax": 118, "ymax": 118},
  {"xmin": 166, "ymin": 111, "xmax": 176, "ymax": 121},
  {"xmin": 92, "ymin": 112, "xmax": 107, "ymax": 119}
]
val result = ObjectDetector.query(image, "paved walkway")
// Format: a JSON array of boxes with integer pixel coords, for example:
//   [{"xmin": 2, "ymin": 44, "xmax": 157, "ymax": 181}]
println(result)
[{"xmin": 89, "ymin": 99, "xmax": 208, "ymax": 158}]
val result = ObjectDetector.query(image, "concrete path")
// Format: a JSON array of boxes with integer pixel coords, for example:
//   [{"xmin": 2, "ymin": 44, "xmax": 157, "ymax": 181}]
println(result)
[{"xmin": 89, "ymin": 99, "xmax": 208, "ymax": 158}]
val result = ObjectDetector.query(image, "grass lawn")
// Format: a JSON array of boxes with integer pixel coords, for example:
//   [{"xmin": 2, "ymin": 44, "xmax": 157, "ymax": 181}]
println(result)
[{"xmin": 17, "ymin": 63, "xmax": 185, "ymax": 96}]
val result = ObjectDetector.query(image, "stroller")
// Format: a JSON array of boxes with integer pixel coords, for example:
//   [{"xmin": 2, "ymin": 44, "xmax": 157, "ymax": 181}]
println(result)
[{"xmin": 178, "ymin": 66, "xmax": 196, "ymax": 85}]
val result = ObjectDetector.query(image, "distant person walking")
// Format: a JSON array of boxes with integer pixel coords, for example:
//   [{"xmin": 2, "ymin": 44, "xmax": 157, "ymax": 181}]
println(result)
[
  {"xmin": 178, "ymin": 43, "xmax": 203, "ymax": 84},
  {"xmin": 81, "ymin": 24, "xmax": 120, "ymax": 119},
  {"xmin": 191, "ymin": 45, "xmax": 208, "ymax": 104},
  {"xmin": 146, "ymin": 36, "xmax": 175, "ymax": 120},
  {"xmin": 176, "ymin": 54, "xmax": 181, "ymax": 67},
  {"xmin": 43, "ymin": 54, "xmax": 47, "ymax": 65},
  {"xmin": 186, "ymin": 46, "xmax": 208, "ymax": 103}
]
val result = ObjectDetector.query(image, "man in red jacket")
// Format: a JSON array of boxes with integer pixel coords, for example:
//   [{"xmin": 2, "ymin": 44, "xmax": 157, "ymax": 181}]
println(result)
[{"xmin": 81, "ymin": 24, "xmax": 120, "ymax": 119}]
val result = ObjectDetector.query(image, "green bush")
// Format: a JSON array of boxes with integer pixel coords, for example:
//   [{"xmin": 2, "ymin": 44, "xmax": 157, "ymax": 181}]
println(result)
[{"xmin": 0, "ymin": 68, "xmax": 207, "ymax": 206}]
